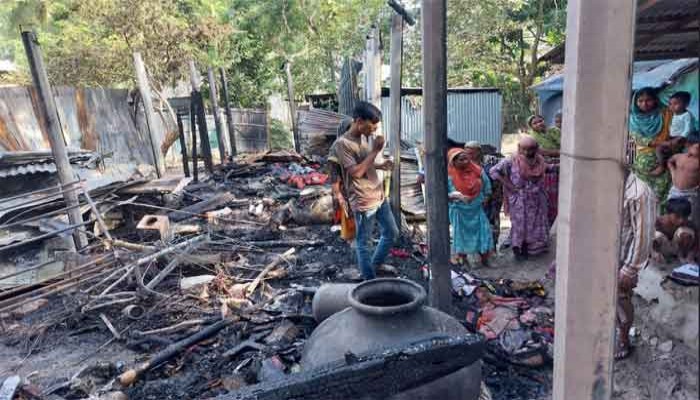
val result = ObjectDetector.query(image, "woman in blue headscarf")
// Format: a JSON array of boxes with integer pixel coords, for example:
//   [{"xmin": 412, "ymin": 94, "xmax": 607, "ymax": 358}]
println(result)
[{"xmin": 629, "ymin": 87, "xmax": 673, "ymax": 200}]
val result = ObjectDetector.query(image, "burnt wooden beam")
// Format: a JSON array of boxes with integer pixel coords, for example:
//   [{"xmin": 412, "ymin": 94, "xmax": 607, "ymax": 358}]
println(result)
[
  {"xmin": 637, "ymin": 11, "xmax": 699, "ymax": 24},
  {"xmin": 388, "ymin": 13, "xmax": 404, "ymax": 225},
  {"xmin": 190, "ymin": 95, "xmax": 199, "ymax": 182},
  {"xmin": 387, "ymin": 0, "xmax": 415, "ymax": 26},
  {"xmin": 21, "ymin": 30, "xmax": 87, "ymax": 250},
  {"xmin": 421, "ymin": 0, "xmax": 451, "ymax": 312},
  {"xmin": 219, "ymin": 68, "xmax": 237, "ymax": 157},
  {"xmin": 168, "ymin": 192, "xmax": 237, "ymax": 222},
  {"xmin": 635, "ymin": 13, "xmax": 700, "ymax": 48},
  {"xmin": 176, "ymin": 112, "xmax": 190, "ymax": 177},
  {"xmin": 213, "ymin": 334, "xmax": 484, "ymax": 400}
]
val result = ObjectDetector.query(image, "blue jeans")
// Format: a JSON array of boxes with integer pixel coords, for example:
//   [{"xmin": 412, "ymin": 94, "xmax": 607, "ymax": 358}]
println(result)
[{"xmin": 354, "ymin": 200, "xmax": 399, "ymax": 280}]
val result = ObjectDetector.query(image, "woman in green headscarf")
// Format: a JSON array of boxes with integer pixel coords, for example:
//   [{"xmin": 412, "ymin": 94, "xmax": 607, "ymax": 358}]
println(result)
[
  {"xmin": 629, "ymin": 87, "xmax": 673, "ymax": 200},
  {"xmin": 528, "ymin": 114, "xmax": 560, "ymax": 157}
]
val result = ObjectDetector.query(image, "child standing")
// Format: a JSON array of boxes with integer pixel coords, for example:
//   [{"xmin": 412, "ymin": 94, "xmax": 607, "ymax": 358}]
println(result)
[
  {"xmin": 651, "ymin": 91, "xmax": 697, "ymax": 176},
  {"xmin": 668, "ymin": 140, "xmax": 700, "ymax": 227}
]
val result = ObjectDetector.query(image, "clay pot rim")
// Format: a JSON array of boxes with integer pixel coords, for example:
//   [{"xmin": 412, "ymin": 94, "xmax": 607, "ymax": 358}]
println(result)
[{"xmin": 348, "ymin": 278, "xmax": 427, "ymax": 316}]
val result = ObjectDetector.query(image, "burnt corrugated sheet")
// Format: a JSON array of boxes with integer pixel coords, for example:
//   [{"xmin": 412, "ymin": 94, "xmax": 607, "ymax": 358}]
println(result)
[
  {"xmin": 298, "ymin": 108, "xmax": 347, "ymax": 156},
  {"xmin": 0, "ymin": 86, "xmax": 155, "ymax": 172},
  {"xmin": 381, "ymin": 90, "xmax": 503, "ymax": 150},
  {"xmin": 231, "ymin": 108, "xmax": 268, "ymax": 153}
]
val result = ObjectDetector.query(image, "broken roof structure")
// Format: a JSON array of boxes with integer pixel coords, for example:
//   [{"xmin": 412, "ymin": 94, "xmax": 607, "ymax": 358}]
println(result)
[{"xmin": 540, "ymin": 0, "xmax": 700, "ymax": 63}]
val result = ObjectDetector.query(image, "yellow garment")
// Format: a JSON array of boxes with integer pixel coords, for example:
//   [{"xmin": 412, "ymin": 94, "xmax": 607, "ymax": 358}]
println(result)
[
  {"xmin": 634, "ymin": 108, "xmax": 673, "ymax": 154},
  {"xmin": 340, "ymin": 209, "xmax": 356, "ymax": 241}
]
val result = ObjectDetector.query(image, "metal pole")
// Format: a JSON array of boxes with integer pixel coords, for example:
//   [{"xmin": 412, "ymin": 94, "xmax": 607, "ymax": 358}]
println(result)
[
  {"xmin": 389, "ymin": 13, "xmax": 404, "ymax": 227},
  {"xmin": 219, "ymin": 68, "xmax": 237, "ymax": 157},
  {"xmin": 285, "ymin": 60, "xmax": 300, "ymax": 153},
  {"xmin": 176, "ymin": 113, "xmax": 190, "ymax": 177},
  {"xmin": 188, "ymin": 60, "xmax": 213, "ymax": 173},
  {"xmin": 207, "ymin": 67, "xmax": 226, "ymax": 163},
  {"xmin": 421, "ymin": 0, "xmax": 450, "ymax": 312},
  {"xmin": 189, "ymin": 96, "xmax": 199, "ymax": 183},
  {"xmin": 21, "ymin": 30, "xmax": 86, "ymax": 250},
  {"xmin": 133, "ymin": 52, "xmax": 165, "ymax": 178},
  {"xmin": 553, "ymin": 0, "xmax": 636, "ymax": 398}
]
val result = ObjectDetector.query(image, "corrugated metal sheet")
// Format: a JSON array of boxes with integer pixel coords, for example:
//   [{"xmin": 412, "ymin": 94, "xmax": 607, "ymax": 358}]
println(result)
[
  {"xmin": 381, "ymin": 90, "xmax": 503, "ymax": 150},
  {"xmin": 231, "ymin": 108, "xmax": 268, "ymax": 153},
  {"xmin": 298, "ymin": 108, "xmax": 347, "ymax": 156},
  {"xmin": 542, "ymin": 0, "xmax": 699, "ymax": 63},
  {"xmin": 0, "ymin": 86, "xmax": 156, "ymax": 181},
  {"xmin": 0, "ymin": 161, "xmax": 56, "ymax": 178}
]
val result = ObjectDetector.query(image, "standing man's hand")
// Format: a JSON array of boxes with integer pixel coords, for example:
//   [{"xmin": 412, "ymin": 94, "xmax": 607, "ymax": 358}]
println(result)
[
  {"xmin": 376, "ymin": 159, "xmax": 394, "ymax": 171},
  {"xmin": 372, "ymin": 135, "xmax": 385, "ymax": 153}
]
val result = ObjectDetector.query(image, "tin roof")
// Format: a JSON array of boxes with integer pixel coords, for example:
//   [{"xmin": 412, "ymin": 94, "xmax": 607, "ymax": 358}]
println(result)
[{"xmin": 541, "ymin": 0, "xmax": 699, "ymax": 63}]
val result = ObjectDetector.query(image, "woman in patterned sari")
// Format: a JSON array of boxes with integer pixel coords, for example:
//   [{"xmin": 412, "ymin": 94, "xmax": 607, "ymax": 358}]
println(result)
[
  {"xmin": 528, "ymin": 114, "xmax": 560, "ymax": 226},
  {"xmin": 629, "ymin": 87, "xmax": 673, "ymax": 201}
]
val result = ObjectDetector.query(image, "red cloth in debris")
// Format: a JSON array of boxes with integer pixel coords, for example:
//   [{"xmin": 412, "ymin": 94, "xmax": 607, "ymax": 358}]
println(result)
[
  {"xmin": 474, "ymin": 288, "xmax": 530, "ymax": 340},
  {"xmin": 283, "ymin": 172, "xmax": 329, "ymax": 189},
  {"xmin": 389, "ymin": 248, "xmax": 411, "ymax": 258}
]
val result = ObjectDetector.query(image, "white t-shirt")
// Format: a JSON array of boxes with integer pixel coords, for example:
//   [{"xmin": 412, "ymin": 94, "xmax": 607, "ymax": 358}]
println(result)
[{"xmin": 670, "ymin": 111, "xmax": 694, "ymax": 138}]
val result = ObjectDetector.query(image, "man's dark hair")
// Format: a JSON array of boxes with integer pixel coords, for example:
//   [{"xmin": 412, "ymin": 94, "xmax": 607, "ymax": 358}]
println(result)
[
  {"xmin": 352, "ymin": 101, "xmax": 382, "ymax": 123},
  {"xmin": 666, "ymin": 198, "xmax": 692, "ymax": 219},
  {"xmin": 337, "ymin": 118, "xmax": 352, "ymax": 135},
  {"xmin": 670, "ymin": 91, "xmax": 691, "ymax": 105}
]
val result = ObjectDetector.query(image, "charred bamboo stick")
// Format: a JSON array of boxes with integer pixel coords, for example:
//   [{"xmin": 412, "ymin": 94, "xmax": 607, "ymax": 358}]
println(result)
[
  {"xmin": 133, "ymin": 319, "xmax": 208, "ymax": 337},
  {"xmin": 99, "ymin": 313, "xmax": 121, "ymax": 340},
  {"xmin": 249, "ymin": 240, "xmax": 323, "ymax": 248},
  {"xmin": 110, "ymin": 239, "xmax": 157, "ymax": 252},
  {"xmin": 119, "ymin": 318, "xmax": 236, "ymax": 386},
  {"xmin": 145, "ymin": 237, "xmax": 206, "ymax": 290},
  {"xmin": 245, "ymin": 248, "xmax": 295, "ymax": 297}
]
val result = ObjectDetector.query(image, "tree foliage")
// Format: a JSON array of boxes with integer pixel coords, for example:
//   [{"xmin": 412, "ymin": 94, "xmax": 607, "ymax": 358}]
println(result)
[{"xmin": 0, "ymin": 0, "xmax": 566, "ymax": 124}]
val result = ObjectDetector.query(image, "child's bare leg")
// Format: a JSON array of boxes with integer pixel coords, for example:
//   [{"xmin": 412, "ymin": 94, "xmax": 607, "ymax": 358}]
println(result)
[{"xmin": 650, "ymin": 145, "xmax": 668, "ymax": 176}]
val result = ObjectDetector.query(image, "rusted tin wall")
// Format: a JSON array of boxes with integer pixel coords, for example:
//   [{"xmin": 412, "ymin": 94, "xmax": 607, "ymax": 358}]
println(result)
[{"xmin": 0, "ymin": 86, "xmax": 156, "ymax": 169}]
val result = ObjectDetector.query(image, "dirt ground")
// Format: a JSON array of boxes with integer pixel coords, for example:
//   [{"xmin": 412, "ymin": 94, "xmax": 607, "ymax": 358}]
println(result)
[
  {"xmin": 1, "ymin": 137, "xmax": 697, "ymax": 399},
  {"xmin": 3, "ymin": 218, "xmax": 695, "ymax": 399}
]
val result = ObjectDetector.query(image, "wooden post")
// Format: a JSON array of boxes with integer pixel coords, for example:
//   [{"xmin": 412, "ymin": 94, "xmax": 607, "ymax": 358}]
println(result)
[
  {"xmin": 188, "ymin": 60, "xmax": 213, "ymax": 173},
  {"xmin": 21, "ymin": 30, "xmax": 87, "ymax": 250},
  {"xmin": 189, "ymin": 98, "xmax": 198, "ymax": 183},
  {"xmin": 553, "ymin": 0, "xmax": 636, "ymax": 398},
  {"xmin": 285, "ymin": 60, "xmax": 300, "ymax": 153},
  {"xmin": 388, "ymin": 14, "xmax": 404, "ymax": 226},
  {"xmin": 176, "ymin": 112, "xmax": 190, "ymax": 177},
  {"xmin": 207, "ymin": 67, "xmax": 226, "ymax": 163},
  {"xmin": 364, "ymin": 24, "xmax": 382, "ymax": 113},
  {"xmin": 132, "ymin": 52, "xmax": 165, "ymax": 178},
  {"xmin": 219, "ymin": 68, "xmax": 237, "ymax": 157},
  {"xmin": 421, "ymin": 0, "xmax": 450, "ymax": 312}
]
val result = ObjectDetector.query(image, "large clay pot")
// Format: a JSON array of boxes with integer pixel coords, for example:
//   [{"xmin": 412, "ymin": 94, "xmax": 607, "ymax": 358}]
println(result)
[
  {"xmin": 302, "ymin": 278, "xmax": 482, "ymax": 400},
  {"xmin": 311, "ymin": 283, "xmax": 357, "ymax": 322}
]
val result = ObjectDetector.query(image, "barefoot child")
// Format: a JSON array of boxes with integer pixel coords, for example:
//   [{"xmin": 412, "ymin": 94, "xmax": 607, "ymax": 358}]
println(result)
[{"xmin": 651, "ymin": 91, "xmax": 697, "ymax": 176}]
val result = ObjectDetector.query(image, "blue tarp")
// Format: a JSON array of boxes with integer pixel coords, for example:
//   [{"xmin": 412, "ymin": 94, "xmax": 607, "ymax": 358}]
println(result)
[{"xmin": 532, "ymin": 58, "xmax": 699, "ymax": 126}]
